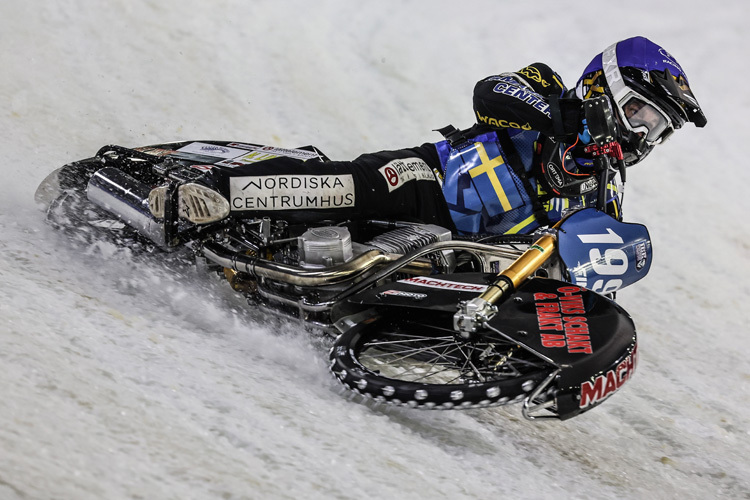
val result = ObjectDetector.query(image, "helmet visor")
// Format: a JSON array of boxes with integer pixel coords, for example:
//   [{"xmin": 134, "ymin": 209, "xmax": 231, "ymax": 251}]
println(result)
[
  {"xmin": 621, "ymin": 95, "xmax": 673, "ymax": 143},
  {"xmin": 601, "ymin": 42, "xmax": 676, "ymax": 147}
]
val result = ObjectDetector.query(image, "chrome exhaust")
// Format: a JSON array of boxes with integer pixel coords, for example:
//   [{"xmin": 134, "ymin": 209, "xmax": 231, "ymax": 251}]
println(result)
[
  {"xmin": 86, "ymin": 167, "xmax": 167, "ymax": 248},
  {"xmin": 201, "ymin": 242, "xmax": 409, "ymax": 287},
  {"xmin": 202, "ymin": 239, "xmax": 524, "ymax": 289}
]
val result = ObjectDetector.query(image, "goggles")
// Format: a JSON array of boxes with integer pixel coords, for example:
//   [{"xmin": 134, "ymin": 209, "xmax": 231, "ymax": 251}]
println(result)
[
  {"xmin": 620, "ymin": 94, "xmax": 673, "ymax": 143},
  {"xmin": 601, "ymin": 44, "xmax": 675, "ymax": 146}
]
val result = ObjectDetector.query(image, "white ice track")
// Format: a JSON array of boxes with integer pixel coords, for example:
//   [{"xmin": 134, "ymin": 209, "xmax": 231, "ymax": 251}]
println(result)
[{"xmin": 1, "ymin": 1, "xmax": 749, "ymax": 499}]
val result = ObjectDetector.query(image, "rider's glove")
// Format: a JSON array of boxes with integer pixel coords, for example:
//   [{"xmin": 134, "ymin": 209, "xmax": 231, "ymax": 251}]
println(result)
[{"xmin": 578, "ymin": 119, "xmax": 592, "ymax": 144}]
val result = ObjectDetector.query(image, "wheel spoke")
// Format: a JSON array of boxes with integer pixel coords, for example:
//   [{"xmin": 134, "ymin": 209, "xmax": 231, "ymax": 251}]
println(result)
[
  {"xmin": 361, "ymin": 327, "xmax": 551, "ymax": 383},
  {"xmin": 331, "ymin": 316, "xmax": 555, "ymax": 409},
  {"xmin": 357, "ymin": 328, "xmax": 539, "ymax": 384}
]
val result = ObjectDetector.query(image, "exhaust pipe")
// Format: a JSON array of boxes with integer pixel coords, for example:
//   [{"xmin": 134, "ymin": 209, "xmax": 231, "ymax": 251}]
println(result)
[
  {"xmin": 86, "ymin": 167, "xmax": 168, "ymax": 248},
  {"xmin": 201, "ymin": 241, "xmax": 403, "ymax": 287}
]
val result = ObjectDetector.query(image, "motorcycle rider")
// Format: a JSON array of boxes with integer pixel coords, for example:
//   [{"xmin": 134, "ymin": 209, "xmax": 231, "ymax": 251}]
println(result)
[
  {"xmin": 217, "ymin": 36, "xmax": 706, "ymax": 235},
  {"xmin": 439, "ymin": 35, "xmax": 706, "ymax": 234}
]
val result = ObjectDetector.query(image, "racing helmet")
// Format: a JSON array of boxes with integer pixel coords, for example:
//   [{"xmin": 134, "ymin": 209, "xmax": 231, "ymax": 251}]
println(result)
[{"xmin": 576, "ymin": 36, "xmax": 707, "ymax": 165}]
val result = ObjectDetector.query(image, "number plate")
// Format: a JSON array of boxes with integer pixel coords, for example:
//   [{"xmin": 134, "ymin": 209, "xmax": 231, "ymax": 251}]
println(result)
[{"xmin": 558, "ymin": 209, "xmax": 652, "ymax": 293}]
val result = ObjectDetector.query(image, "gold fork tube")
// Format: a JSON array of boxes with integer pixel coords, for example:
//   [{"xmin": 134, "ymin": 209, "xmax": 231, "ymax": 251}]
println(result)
[{"xmin": 477, "ymin": 233, "xmax": 557, "ymax": 305}]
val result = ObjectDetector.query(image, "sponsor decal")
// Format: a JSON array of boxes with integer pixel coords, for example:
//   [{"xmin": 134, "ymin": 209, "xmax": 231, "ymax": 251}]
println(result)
[
  {"xmin": 634, "ymin": 241, "xmax": 648, "ymax": 271},
  {"xmin": 579, "ymin": 176, "xmax": 598, "ymax": 194},
  {"xmin": 517, "ymin": 65, "xmax": 551, "ymax": 87},
  {"xmin": 190, "ymin": 165, "xmax": 213, "ymax": 172},
  {"xmin": 377, "ymin": 289, "xmax": 428, "ymax": 301},
  {"xmin": 658, "ymin": 48, "xmax": 675, "ymax": 61},
  {"xmin": 529, "ymin": 244, "xmax": 546, "ymax": 253},
  {"xmin": 545, "ymin": 162, "xmax": 564, "ymax": 188},
  {"xmin": 226, "ymin": 143, "xmax": 321, "ymax": 161},
  {"xmin": 534, "ymin": 286, "xmax": 593, "ymax": 354},
  {"xmin": 229, "ymin": 174, "xmax": 355, "ymax": 211},
  {"xmin": 134, "ymin": 146, "xmax": 176, "ymax": 157},
  {"xmin": 475, "ymin": 111, "xmax": 532, "ymax": 130},
  {"xmin": 658, "ymin": 48, "xmax": 683, "ymax": 73},
  {"xmin": 176, "ymin": 142, "xmax": 248, "ymax": 159},
  {"xmin": 217, "ymin": 144, "xmax": 320, "ymax": 167},
  {"xmin": 491, "ymin": 81, "xmax": 551, "ymax": 119},
  {"xmin": 378, "ymin": 157, "xmax": 435, "ymax": 192},
  {"xmin": 399, "ymin": 276, "xmax": 488, "ymax": 292},
  {"xmin": 217, "ymin": 151, "xmax": 283, "ymax": 167},
  {"xmin": 579, "ymin": 344, "xmax": 638, "ymax": 409},
  {"xmin": 201, "ymin": 145, "xmax": 230, "ymax": 155}
]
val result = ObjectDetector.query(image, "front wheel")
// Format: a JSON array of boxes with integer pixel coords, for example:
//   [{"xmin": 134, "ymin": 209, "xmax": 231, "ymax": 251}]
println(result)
[{"xmin": 329, "ymin": 314, "xmax": 555, "ymax": 409}]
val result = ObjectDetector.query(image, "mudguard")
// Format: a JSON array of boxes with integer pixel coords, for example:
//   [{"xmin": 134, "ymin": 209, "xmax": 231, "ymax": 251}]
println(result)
[{"xmin": 347, "ymin": 273, "xmax": 637, "ymax": 419}]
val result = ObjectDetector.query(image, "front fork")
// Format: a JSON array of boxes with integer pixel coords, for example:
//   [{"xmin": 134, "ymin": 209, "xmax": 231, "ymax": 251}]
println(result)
[{"xmin": 453, "ymin": 232, "xmax": 557, "ymax": 337}]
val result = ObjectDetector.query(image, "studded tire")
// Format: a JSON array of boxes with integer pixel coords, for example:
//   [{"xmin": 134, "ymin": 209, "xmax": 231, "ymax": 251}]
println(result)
[{"xmin": 329, "ymin": 315, "xmax": 555, "ymax": 410}]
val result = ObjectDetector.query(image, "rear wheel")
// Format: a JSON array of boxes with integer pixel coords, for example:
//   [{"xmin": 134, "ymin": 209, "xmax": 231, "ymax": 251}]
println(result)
[
  {"xmin": 40, "ymin": 162, "xmax": 154, "ymax": 251},
  {"xmin": 329, "ymin": 315, "xmax": 555, "ymax": 409}
]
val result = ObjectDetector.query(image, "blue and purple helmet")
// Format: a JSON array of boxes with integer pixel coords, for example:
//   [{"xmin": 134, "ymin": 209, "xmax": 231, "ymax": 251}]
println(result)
[{"xmin": 576, "ymin": 36, "xmax": 706, "ymax": 165}]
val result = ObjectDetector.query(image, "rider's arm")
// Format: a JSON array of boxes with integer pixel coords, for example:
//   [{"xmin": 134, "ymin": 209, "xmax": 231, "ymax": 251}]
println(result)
[{"xmin": 473, "ymin": 63, "xmax": 582, "ymax": 140}]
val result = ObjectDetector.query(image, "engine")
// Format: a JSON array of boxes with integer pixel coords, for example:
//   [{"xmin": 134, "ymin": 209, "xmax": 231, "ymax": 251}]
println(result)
[
  {"xmin": 297, "ymin": 226, "xmax": 353, "ymax": 268},
  {"xmin": 297, "ymin": 223, "xmax": 452, "ymax": 269}
]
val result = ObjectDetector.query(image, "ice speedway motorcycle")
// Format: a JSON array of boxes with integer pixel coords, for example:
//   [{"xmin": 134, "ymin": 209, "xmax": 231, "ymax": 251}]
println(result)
[{"xmin": 35, "ymin": 98, "xmax": 650, "ymax": 420}]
